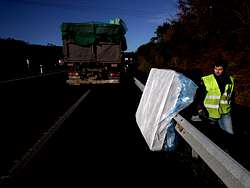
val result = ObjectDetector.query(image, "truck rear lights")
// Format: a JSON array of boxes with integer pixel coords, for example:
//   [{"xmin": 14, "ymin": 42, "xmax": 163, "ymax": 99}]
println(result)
[
  {"xmin": 110, "ymin": 72, "xmax": 120, "ymax": 77},
  {"xmin": 68, "ymin": 72, "xmax": 79, "ymax": 77}
]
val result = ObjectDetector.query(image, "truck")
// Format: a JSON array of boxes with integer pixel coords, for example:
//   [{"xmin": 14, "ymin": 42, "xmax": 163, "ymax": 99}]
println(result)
[{"xmin": 61, "ymin": 18, "xmax": 127, "ymax": 85}]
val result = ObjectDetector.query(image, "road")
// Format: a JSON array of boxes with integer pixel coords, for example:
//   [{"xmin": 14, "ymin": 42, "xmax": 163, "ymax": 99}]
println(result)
[
  {"xmin": 0, "ymin": 73, "xmax": 234, "ymax": 187},
  {"xmin": 0, "ymin": 73, "xmax": 84, "ymax": 176},
  {"xmin": 0, "ymin": 75, "xmax": 229, "ymax": 187}
]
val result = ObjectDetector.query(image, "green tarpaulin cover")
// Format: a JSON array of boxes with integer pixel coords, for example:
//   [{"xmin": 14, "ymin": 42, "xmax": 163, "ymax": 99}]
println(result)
[{"xmin": 61, "ymin": 18, "xmax": 127, "ymax": 50}]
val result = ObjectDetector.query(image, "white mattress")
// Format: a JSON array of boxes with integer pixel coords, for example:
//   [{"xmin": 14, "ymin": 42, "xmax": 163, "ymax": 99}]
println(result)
[{"xmin": 135, "ymin": 68, "xmax": 191, "ymax": 151}]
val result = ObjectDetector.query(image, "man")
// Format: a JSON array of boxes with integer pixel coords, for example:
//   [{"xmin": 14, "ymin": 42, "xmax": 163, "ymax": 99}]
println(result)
[
  {"xmin": 194, "ymin": 59, "xmax": 235, "ymax": 151},
  {"xmin": 192, "ymin": 59, "xmax": 235, "ymax": 153}
]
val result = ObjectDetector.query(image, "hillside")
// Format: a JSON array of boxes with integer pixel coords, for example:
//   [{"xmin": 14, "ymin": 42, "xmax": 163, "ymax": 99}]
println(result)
[
  {"xmin": 135, "ymin": 0, "xmax": 250, "ymax": 108},
  {"xmin": 136, "ymin": 43, "xmax": 250, "ymax": 108},
  {"xmin": 0, "ymin": 38, "xmax": 63, "ymax": 80}
]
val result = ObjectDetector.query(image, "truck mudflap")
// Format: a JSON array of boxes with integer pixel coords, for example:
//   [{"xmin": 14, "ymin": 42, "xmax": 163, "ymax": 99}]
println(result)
[{"xmin": 66, "ymin": 79, "xmax": 120, "ymax": 85}]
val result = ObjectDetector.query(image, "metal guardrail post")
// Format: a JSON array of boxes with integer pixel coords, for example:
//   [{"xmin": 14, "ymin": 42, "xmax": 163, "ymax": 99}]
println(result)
[{"xmin": 133, "ymin": 77, "xmax": 250, "ymax": 188}]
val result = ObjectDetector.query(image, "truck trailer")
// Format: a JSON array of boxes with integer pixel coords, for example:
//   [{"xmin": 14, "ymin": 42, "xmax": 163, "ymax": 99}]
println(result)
[{"xmin": 61, "ymin": 18, "xmax": 127, "ymax": 85}]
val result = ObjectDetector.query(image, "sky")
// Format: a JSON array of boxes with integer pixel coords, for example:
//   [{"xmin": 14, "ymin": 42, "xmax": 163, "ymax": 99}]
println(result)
[{"xmin": 0, "ymin": 0, "xmax": 178, "ymax": 52}]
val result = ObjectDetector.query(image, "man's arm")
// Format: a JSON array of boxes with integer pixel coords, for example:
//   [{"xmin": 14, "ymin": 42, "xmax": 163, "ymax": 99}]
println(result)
[
  {"xmin": 230, "ymin": 78, "xmax": 236, "ymax": 109},
  {"xmin": 194, "ymin": 80, "xmax": 209, "ymax": 119}
]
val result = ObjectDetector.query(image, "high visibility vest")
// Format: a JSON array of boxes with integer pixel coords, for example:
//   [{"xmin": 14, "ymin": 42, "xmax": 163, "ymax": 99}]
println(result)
[{"xmin": 201, "ymin": 74, "xmax": 234, "ymax": 119}]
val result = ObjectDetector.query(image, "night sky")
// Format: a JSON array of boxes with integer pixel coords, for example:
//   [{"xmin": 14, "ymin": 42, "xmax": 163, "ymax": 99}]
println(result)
[{"xmin": 0, "ymin": 0, "xmax": 178, "ymax": 52}]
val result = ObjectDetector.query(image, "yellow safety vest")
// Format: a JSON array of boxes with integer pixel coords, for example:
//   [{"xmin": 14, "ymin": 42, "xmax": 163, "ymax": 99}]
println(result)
[{"xmin": 201, "ymin": 74, "xmax": 234, "ymax": 119}]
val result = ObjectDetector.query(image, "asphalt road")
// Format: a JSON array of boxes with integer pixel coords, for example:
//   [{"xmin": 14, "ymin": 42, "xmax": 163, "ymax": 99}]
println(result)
[
  {"xmin": 0, "ymin": 73, "xmax": 85, "ymax": 177},
  {"xmin": 2, "ymin": 73, "xmax": 249, "ymax": 187},
  {"xmin": 1, "ymin": 75, "xmax": 229, "ymax": 187}
]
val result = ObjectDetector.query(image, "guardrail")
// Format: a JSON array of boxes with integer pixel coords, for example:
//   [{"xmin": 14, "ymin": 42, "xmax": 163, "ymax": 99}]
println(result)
[{"xmin": 133, "ymin": 77, "xmax": 250, "ymax": 188}]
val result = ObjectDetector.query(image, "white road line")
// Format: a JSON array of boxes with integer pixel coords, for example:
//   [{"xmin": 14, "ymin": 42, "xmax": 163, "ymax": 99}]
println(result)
[
  {"xmin": 0, "ymin": 71, "xmax": 65, "ymax": 84},
  {"xmin": 0, "ymin": 89, "xmax": 91, "ymax": 182}
]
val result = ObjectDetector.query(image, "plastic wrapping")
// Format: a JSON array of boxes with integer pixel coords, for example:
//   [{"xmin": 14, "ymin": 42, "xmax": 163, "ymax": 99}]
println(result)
[
  {"xmin": 135, "ymin": 68, "xmax": 198, "ymax": 151},
  {"xmin": 163, "ymin": 73, "xmax": 198, "ymax": 151}
]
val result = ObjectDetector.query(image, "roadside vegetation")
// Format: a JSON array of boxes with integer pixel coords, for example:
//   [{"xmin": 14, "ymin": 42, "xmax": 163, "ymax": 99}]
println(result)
[{"xmin": 136, "ymin": 0, "xmax": 250, "ymax": 107}]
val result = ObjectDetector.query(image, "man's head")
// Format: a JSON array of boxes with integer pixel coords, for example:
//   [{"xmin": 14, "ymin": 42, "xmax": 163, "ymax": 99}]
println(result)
[{"xmin": 213, "ymin": 59, "xmax": 227, "ymax": 77}]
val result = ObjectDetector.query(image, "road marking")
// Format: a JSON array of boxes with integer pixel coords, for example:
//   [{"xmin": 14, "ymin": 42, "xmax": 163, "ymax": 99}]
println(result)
[{"xmin": 0, "ymin": 89, "xmax": 91, "ymax": 183}]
